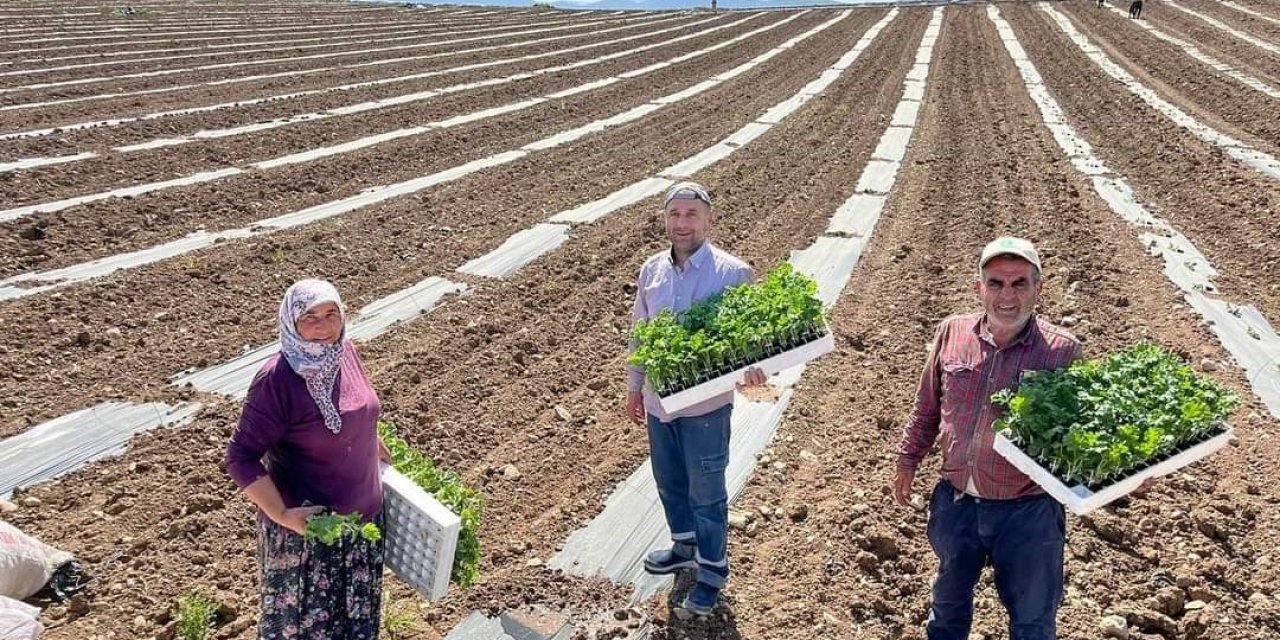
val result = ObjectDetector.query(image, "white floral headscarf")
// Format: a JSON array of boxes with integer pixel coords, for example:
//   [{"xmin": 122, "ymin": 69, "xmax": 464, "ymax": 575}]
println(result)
[{"xmin": 278, "ymin": 279, "xmax": 346, "ymax": 434}]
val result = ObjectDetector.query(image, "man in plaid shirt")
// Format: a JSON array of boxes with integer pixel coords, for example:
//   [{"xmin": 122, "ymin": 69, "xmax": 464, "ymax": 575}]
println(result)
[{"xmin": 894, "ymin": 237, "xmax": 1082, "ymax": 640}]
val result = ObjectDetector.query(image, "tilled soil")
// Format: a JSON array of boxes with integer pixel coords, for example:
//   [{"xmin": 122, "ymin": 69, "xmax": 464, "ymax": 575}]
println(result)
[
  {"xmin": 1175, "ymin": 0, "xmax": 1280, "ymax": 46},
  {"xmin": 0, "ymin": 14, "xmax": 607, "ymax": 109},
  {"xmin": 0, "ymin": 14, "xmax": 667, "ymax": 130},
  {"xmin": 1004, "ymin": 2, "xmax": 1280, "ymax": 342},
  {"xmin": 706, "ymin": 7, "xmax": 1280, "ymax": 640},
  {"xmin": 4, "ymin": 3, "xmax": 1280, "ymax": 640},
  {"xmin": 0, "ymin": 12, "xmax": 836, "ymax": 278},
  {"xmin": 1061, "ymin": 0, "xmax": 1280, "ymax": 150},
  {"xmin": 1141, "ymin": 0, "xmax": 1280, "ymax": 83},
  {"xmin": 0, "ymin": 15, "xmax": 697, "ymax": 145},
  {"xmin": 5, "ymin": 5, "xmax": 924, "ymax": 639},
  {"xmin": 0, "ymin": 13, "xmax": 791, "ymax": 210},
  {"xmin": 0, "ymin": 8, "xmax": 880, "ymax": 436}
]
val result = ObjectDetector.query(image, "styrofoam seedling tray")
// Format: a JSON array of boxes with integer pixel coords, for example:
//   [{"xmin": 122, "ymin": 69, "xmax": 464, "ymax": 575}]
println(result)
[
  {"xmin": 380, "ymin": 463, "xmax": 461, "ymax": 601},
  {"xmin": 657, "ymin": 331, "xmax": 836, "ymax": 414},
  {"xmin": 993, "ymin": 427, "xmax": 1234, "ymax": 516}
]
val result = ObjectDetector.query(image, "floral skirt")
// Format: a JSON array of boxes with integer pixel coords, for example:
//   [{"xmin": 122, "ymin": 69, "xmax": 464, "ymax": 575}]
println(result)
[{"xmin": 256, "ymin": 511, "xmax": 384, "ymax": 640}]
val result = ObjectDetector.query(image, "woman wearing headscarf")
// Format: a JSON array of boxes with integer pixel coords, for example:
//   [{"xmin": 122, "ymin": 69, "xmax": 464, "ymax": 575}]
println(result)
[{"xmin": 226, "ymin": 279, "xmax": 388, "ymax": 639}]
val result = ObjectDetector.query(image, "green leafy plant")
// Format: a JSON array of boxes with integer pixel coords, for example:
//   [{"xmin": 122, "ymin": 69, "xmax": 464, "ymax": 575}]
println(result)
[
  {"xmin": 304, "ymin": 512, "xmax": 381, "ymax": 546},
  {"xmin": 628, "ymin": 263, "xmax": 827, "ymax": 395},
  {"xmin": 379, "ymin": 422, "xmax": 484, "ymax": 587},
  {"xmin": 381, "ymin": 592, "xmax": 421, "ymax": 639},
  {"xmin": 175, "ymin": 591, "xmax": 217, "ymax": 640},
  {"xmin": 992, "ymin": 343, "xmax": 1238, "ymax": 488}
]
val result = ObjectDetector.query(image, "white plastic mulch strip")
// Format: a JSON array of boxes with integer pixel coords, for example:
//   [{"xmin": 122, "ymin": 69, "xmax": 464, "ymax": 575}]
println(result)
[
  {"xmin": 544, "ymin": 8, "xmax": 943, "ymax": 605},
  {"xmin": 992, "ymin": 4, "xmax": 1280, "ymax": 419},
  {"xmin": 0, "ymin": 152, "xmax": 96, "ymax": 173},
  {"xmin": 0, "ymin": 12, "xmax": 808, "ymax": 301},
  {"xmin": 2, "ymin": 25, "xmax": 524, "ymax": 76},
  {"xmin": 0, "ymin": 13, "xmax": 693, "ymax": 139},
  {"xmin": 1165, "ymin": 0, "xmax": 1280, "ymax": 54},
  {"xmin": 464, "ymin": 7, "xmax": 920, "ymax": 288},
  {"xmin": 1217, "ymin": 0, "xmax": 1280, "ymax": 27},
  {"xmin": 0, "ymin": 168, "xmax": 244, "ymax": 223},
  {"xmin": 0, "ymin": 18, "xmax": 477, "ymax": 54},
  {"xmin": 0, "ymin": 14, "xmax": 636, "ymax": 95},
  {"xmin": 547, "ymin": 387, "xmax": 798, "ymax": 602},
  {"xmin": 546, "ymin": 9, "xmax": 889, "ymax": 228},
  {"xmin": 217, "ymin": 13, "xmax": 758, "ymax": 163},
  {"xmin": 172, "ymin": 277, "xmax": 466, "ymax": 399},
  {"xmin": 457, "ymin": 224, "xmax": 573, "ymax": 278},
  {"xmin": 445, "ymin": 611, "xmax": 573, "ymax": 640},
  {"xmin": 0, "ymin": 16, "xmax": 464, "ymax": 46},
  {"xmin": 1101, "ymin": 3, "xmax": 1280, "ymax": 100},
  {"xmin": 0, "ymin": 18, "xmax": 533, "ymax": 60},
  {"xmin": 0, "ymin": 15, "xmax": 666, "ymax": 117},
  {"xmin": 0, "ymin": 14, "xmax": 723, "ymax": 184},
  {"xmin": 1042, "ymin": 3, "xmax": 1280, "ymax": 180},
  {"xmin": 0, "ymin": 402, "xmax": 202, "ymax": 498}
]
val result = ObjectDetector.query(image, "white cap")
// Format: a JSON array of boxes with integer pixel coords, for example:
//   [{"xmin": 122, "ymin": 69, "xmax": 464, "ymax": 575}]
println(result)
[{"xmin": 978, "ymin": 236, "xmax": 1041, "ymax": 276}]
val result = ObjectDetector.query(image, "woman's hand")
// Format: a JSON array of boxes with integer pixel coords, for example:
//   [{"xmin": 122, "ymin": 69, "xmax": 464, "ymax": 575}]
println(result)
[
  {"xmin": 378, "ymin": 439, "xmax": 391, "ymax": 463},
  {"xmin": 272, "ymin": 505, "xmax": 327, "ymax": 536}
]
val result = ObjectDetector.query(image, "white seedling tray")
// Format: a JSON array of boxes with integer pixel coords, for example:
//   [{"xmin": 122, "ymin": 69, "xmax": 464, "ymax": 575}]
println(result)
[
  {"xmin": 993, "ymin": 427, "xmax": 1234, "ymax": 515},
  {"xmin": 380, "ymin": 463, "xmax": 461, "ymax": 600},
  {"xmin": 657, "ymin": 331, "xmax": 836, "ymax": 414}
]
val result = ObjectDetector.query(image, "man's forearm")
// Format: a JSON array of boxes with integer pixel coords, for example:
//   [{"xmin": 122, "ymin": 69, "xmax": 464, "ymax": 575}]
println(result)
[{"xmin": 896, "ymin": 414, "xmax": 940, "ymax": 471}]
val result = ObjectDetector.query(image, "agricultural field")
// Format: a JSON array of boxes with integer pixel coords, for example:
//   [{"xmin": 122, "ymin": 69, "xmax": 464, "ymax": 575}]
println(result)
[{"xmin": 2, "ymin": 0, "xmax": 1280, "ymax": 638}]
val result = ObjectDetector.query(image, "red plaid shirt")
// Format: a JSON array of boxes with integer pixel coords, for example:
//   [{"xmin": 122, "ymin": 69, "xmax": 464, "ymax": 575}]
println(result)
[{"xmin": 897, "ymin": 313, "xmax": 1082, "ymax": 500}]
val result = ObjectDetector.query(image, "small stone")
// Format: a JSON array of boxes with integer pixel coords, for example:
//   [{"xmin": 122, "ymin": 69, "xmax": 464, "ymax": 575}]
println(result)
[
  {"xmin": 502, "ymin": 464, "xmax": 521, "ymax": 480},
  {"xmin": 1188, "ymin": 586, "xmax": 1214, "ymax": 602},
  {"xmin": 0, "ymin": 499, "xmax": 17, "ymax": 512},
  {"xmin": 1061, "ymin": 315, "xmax": 1079, "ymax": 327},
  {"xmin": 1150, "ymin": 586, "xmax": 1186, "ymax": 617},
  {"xmin": 1200, "ymin": 359, "xmax": 1219, "ymax": 372},
  {"xmin": 855, "ymin": 551, "xmax": 880, "ymax": 572},
  {"xmin": 20, "ymin": 497, "xmax": 40, "ymax": 508},
  {"xmin": 133, "ymin": 615, "xmax": 148, "ymax": 630},
  {"xmin": 1249, "ymin": 592, "xmax": 1269, "ymax": 603},
  {"xmin": 728, "ymin": 510, "xmax": 750, "ymax": 531},
  {"xmin": 554, "ymin": 405, "xmax": 572, "ymax": 422},
  {"xmin": 67, "ymin": 594, "xmax": 90, "ymax": 617},
  {"xmin": 1185, "ymin": 600, "xmax": 1208, "ymax": 611},
  {"xmin": 525, "ymin": 558, "xmax": 544, "ymax": 568},
  {"xmin": 1100, "ymin": 614, "xmax": 1129, "ymax": 638},
  {"xmin": 187, "ymin": 494, "xmax": 224, "ymax": 513},
  {"xmin": 787, "ymin": 504, "xmax": 808, "ymax": 522}
]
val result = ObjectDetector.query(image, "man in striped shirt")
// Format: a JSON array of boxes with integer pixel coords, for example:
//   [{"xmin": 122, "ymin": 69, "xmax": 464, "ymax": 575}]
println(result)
[{"xmin": 894, "ymin": 236, "xmax": 1082, "ymax": 640}]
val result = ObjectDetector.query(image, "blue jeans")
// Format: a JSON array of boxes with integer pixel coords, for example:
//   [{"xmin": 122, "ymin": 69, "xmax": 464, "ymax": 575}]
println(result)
[
  {"xmin": 925, "ymin": 481, "xmax": 1065, "ymax": 640},
  {"xmin": 647, "ymin": 403, "xmax": 732, "ymax": 589}
]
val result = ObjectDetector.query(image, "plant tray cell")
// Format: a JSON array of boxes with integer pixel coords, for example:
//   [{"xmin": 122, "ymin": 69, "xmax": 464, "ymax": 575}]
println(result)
[
  {"xmin": 657, "ymin": 331, "xmax": 836, "ymax": 414},
  {"xmin": 993, "ymin": 427, "xmax": 1234, "ymax": 515},
  {"xmin": 380, "ymin": 463, "xmax": 461, "ymax": 600}
]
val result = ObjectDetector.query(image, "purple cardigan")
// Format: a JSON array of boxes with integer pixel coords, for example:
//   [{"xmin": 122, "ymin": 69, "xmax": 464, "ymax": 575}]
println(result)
[{"xmin": 226, "ymin": 340, "xmax": 383, "ymax": 521}]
